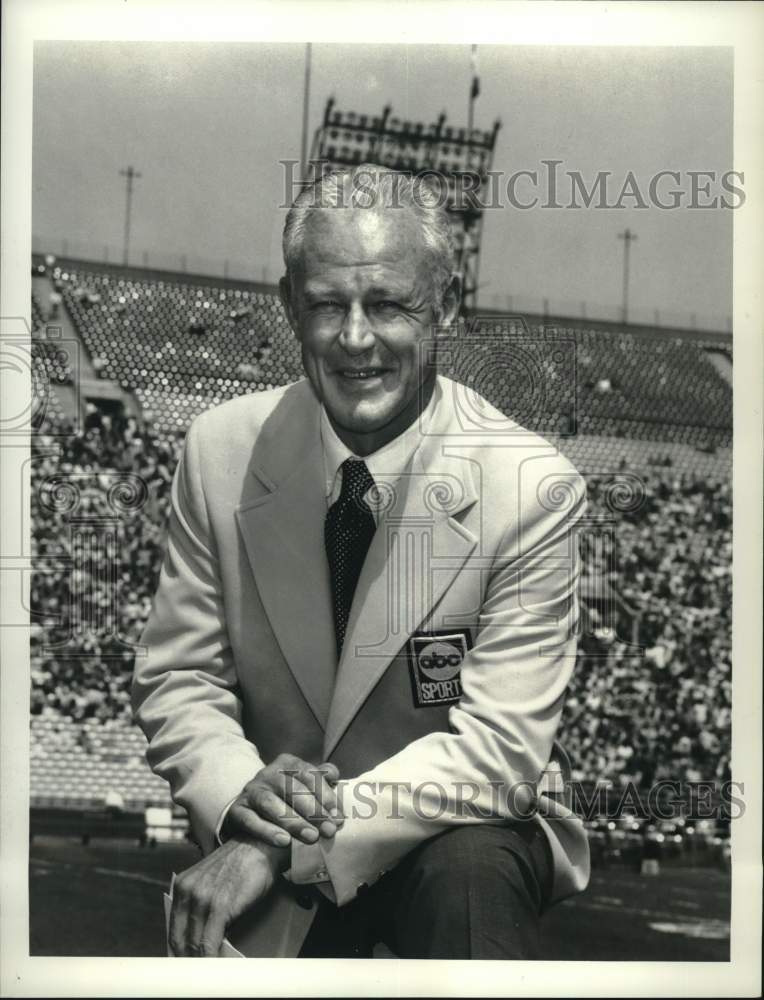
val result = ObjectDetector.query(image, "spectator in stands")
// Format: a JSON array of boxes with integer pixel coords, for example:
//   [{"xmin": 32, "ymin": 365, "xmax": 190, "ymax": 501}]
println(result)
[{"xmin": 48, "ymin": 290, "xmax": 62, "ymax": 319}]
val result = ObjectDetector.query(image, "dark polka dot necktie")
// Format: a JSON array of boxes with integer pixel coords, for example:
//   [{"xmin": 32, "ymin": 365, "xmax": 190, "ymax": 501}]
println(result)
[{"xmin": 325, "ymin": 458, "xmax": 377, "ymax": 659}]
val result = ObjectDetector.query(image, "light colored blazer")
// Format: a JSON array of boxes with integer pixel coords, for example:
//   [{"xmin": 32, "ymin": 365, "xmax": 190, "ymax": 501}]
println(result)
[{"xmin": 132, "ymin": 375, "xmax": 590, "ymax": 956}]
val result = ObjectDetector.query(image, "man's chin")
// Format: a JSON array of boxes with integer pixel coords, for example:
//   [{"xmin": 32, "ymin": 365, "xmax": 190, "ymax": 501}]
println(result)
[
  {"xmin": 325, "ymin": 393, "xmax": 406, "ymax": 435},
  {"xmin": 331, "ymin": 405, "xmax": 396, "ymax": 435}
]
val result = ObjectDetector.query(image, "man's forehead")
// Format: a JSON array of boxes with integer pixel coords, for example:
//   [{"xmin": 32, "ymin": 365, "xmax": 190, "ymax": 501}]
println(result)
[
  {"xmin": 301, "ymin": 265, "xmax": 416, "ymax": 297},
  {"xmin": 298, "ymin": 204, "xmax": 427, "ymax": 266}
]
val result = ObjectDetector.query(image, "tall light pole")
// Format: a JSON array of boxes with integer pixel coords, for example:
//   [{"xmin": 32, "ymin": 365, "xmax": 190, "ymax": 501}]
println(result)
[
  {"xmin": 617, "ymin": 227, "xmax": 637, "ymax": 324},
  {"xmin": 300, "ymin": 43, "xmax": 312, "ymax": 182},
  {"xmin": 468, "ymin": 45, "xmax": 480, "ymax": 148},
  {"xmin": 119, "ymin": 165, "xmax": 142, "ymax": 266}
]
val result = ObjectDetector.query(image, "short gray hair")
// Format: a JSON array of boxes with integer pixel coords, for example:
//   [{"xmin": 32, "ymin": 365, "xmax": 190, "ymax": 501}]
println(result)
[{"xmin": 282, "ymin": 163, "xmax": 457, "ymax": 311}]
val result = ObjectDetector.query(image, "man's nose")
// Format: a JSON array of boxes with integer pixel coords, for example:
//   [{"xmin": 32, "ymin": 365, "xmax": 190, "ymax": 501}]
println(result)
[{"xmin": 338, "ymin": 302, "xmax": 376, "ymax": 354}]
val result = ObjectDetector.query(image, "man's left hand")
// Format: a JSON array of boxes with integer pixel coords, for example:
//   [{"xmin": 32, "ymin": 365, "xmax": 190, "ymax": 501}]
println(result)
[{"xmin": 169, "ymin": 836, "xmax": 287, "ymax": 957}]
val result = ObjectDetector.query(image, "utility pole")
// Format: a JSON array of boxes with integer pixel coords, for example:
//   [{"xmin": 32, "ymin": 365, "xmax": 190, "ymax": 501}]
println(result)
[
  {"xmin": 617, "ymin": 227, "xmax": 637, "ymax": 324},
  {"xmin": 468, "ymin": 45, "xmax": 479, "ymax": 149},
  {"xmin": 300, "ymin": 43, "xmax": 312, "ymax": 182},
  {"xmin": 119, "ymin": 165, "xmax": 142, "ymax": 266}
]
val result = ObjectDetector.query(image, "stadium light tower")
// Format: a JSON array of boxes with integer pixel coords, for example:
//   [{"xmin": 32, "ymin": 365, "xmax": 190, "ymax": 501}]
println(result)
[
  {"xmin": 308, "ymin": 98, "xmax": 501, "ymax": 313},
  {"xmin": 617, "ymin": 227, "xmax": 638, "ymax": 324},
  {"xmin": 119, "ymin": 165, "xmax": 142, "ymax": 266}
]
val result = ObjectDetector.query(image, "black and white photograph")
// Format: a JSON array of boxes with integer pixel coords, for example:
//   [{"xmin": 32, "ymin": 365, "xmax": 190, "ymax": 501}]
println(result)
[{"xmin": 1, "ymin": 1, "xmax": 762, "ymax": 996}]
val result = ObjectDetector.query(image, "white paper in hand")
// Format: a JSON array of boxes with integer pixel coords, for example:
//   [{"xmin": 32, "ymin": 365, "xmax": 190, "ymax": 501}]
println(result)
[{"xmin": 164, "ymin": 873, "xmax": 244, "ymax": 957}]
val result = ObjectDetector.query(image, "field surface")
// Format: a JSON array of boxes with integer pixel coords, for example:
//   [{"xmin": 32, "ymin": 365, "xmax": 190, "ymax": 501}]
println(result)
[{"xmin": 29, "ymin": 837, "xmax": 730, "ymax": 960}]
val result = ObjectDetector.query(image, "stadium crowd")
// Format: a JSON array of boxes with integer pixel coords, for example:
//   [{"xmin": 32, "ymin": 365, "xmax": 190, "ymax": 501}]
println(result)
[
  {"xmin": 30, "ymin": 402, "xmax": 732, "ymax": 794},
  {"xmin": 31, "ymin": 406, "xmax": 182, "ymax": 724},
  {"xmin": 566, "ymin": 474, "xmax": 732, "ymax": 788}
]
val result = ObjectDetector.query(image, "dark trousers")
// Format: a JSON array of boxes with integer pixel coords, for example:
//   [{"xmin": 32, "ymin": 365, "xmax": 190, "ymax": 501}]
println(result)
[{"xmin": 298, "ymin": 822, "xmax": 553, "ymax": 959}]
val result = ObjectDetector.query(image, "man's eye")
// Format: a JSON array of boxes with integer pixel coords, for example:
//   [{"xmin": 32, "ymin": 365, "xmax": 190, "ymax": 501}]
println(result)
[
  {"xmin": 374, "ymin": 301, "xmax": 401, "ymax": 312},
  {"xmin": 312, "ymin": 300, "xmax": 342, "ymax": 312}
]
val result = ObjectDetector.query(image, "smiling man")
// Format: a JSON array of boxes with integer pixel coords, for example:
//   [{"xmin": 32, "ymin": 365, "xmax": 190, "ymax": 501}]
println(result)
[
  {"xmin": 280, "ymin": 174, "xmax": 456, "ymax": 456},
  {"xmin": 132, "ymin": 164, "xmax": 590, "ymax": 959}
]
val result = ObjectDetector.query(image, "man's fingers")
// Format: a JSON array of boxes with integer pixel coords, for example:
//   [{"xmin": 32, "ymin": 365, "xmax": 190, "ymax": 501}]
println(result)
[
  {"xmin": 169, "ymin": 877, "xmax": 197, "ymax": 956},
  {"xmin": 250, "ymin": 787, "xmax": 320, "ymax": 843},
  {"xmin": 313, "ymin": 762, "xmax": 344, "ymax": 822},
  {"xmin": 183, "ymin": 890, "xmax": 227, "ymax": 958},
  {"xmin": 293, "ymin": 763, "xmax": 344, "ymax": 824},
  {"xmin": 184, "ymin": 898, "xmax": 209, "ymax": 957},
  {"xmin": 199, "ymin": 909, "xmax": 228, "ymax": 958},
  {"xmin": 281, "ymin": 763, "xmax": 344, "ymax": 828},
  {"xmin": 280, "ymin": 775, "xmax": 339, "ymax": 837},
  {"xmin": 242, "ymin": 757, "xmax": 344, "ymax": 842},
  {"xmin": 168, "ymin": 893, "xmax": 188, "ymax": 957},
  {"xmin": 226, "ymin": 804, "xmax": 291, "ymax": 847},
  {"xmin": 320, "ymin": 761, "xmax": 340, "ymax": 785}
]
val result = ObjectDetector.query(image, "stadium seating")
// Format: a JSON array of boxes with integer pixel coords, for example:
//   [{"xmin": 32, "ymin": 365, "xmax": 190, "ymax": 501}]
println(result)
[
  {"xmin": 32, "ymin": 292, "xmax": 76, "ymax": 390},
  {"xmin": 56, "ymin": 266, "xmax": 302, "ymax": 434},
  {"xmin": 31, "ymin": 291, "xmax": 46, "ymax": 332},
  {"xmin": 549, "ymin": 434, "xmax": 731, "ymax": 480},
  {"xmin": 30, "ymin": 714, "xmax": 171, "ymax": 810},
  {"xmin": 45, "ymin": 261, "xmax": 731, "ymax": 450}
]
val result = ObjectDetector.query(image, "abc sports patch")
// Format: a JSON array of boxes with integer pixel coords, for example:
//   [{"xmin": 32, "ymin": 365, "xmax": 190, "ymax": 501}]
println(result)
[{"xmin": 408, "ymin": 630, "xmax": 472, "ymax": 708}]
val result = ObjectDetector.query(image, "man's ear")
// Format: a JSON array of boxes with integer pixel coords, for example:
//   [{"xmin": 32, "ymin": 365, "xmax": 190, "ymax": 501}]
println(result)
[
  {"xmin": 438, "ymin": 273, "xmax": 462, "ymax": 329},
  {"xmin": 279, "ymin": 275, "xmax": 301, "ymax": 340}
]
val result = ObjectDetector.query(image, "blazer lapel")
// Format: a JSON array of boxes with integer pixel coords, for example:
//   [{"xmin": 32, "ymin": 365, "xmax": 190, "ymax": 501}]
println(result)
[
  {"xmin": 235, "ymin": 390, "xmax": 336, "ymax": 729},
  {"xmin": 323, "ymin": 435, "xmax": 479, "ymax": 759}
]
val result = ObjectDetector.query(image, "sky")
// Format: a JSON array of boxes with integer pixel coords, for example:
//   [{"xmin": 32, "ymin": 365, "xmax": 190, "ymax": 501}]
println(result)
[{"xmin": 32, "ymin": 41, "xmax": 734, "ymax": 329}]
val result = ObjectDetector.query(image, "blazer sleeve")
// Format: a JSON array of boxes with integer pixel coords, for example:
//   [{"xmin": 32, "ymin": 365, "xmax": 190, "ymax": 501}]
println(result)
[
  {"xmin": 131, "ymin": 415, "xmax": 264, "ymax": 853},
  {"xmin": 292, "ymin": 457, "xmax": 587, "ymax": 905}
]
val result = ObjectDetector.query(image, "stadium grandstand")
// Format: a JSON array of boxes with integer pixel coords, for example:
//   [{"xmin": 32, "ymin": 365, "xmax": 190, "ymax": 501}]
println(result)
[{"xmin": 29, "ymin": 252, "xmax": 732, "ymax": 858}]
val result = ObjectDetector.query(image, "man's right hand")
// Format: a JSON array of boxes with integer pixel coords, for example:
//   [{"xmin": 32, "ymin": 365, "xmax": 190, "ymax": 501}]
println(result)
[{"xmin": 222, "ymin": 754, "xmax": 344, "ymax": 847}]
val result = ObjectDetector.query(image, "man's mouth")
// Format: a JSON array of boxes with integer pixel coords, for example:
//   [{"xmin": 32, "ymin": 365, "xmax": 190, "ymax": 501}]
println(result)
[{"xmin": 336, "ymin": 367, "xmax": 389, "ymax": 381}]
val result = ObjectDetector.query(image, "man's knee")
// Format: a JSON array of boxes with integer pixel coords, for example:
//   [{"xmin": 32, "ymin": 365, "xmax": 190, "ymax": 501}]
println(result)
[
  {"xmin": 405, "ymin": 824, "xmax": 545, "ymax": 906},
  {"xmin": 409, "ymin": 825, "xmax": 503, "ymax": 891},
  {"xmin": 388, "ymin": 824, "xmax": 549, "ymax": 959}
]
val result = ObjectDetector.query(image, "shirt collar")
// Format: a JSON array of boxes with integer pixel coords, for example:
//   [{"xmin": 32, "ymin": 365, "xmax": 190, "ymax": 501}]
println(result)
[{"xmin": 320, "ymin": 379, "xmax": 440, "ymax": 502}]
